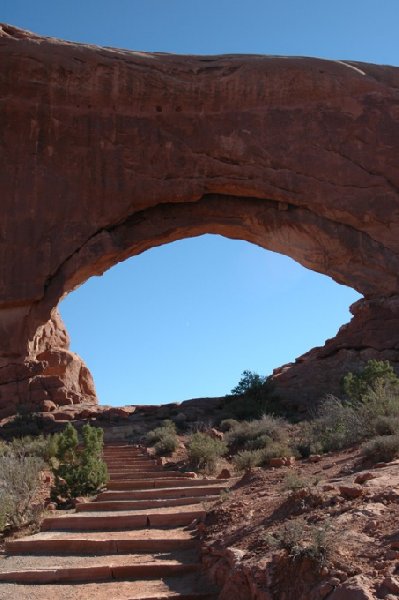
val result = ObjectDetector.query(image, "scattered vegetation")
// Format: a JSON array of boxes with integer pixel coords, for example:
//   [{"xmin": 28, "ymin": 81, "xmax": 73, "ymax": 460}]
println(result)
[
  {"xmin": 146, "ymin": 420, "xmax": 179, "ymax": 456},
  {"xmin": 51, "ymin": 423, "xmax": 108, "ymax": 503},
  {"xmin": 295, "ymin": 361, "xmax": 399, "ymax": 454},
  {"xmin": 187, "ymin": 432, "xmax": 227, "ymax": 473}
]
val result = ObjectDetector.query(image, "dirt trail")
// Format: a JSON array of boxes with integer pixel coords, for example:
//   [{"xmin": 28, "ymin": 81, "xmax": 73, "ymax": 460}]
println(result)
[{"xmin": 0, "ymin": 445, "xmax": 222, "ymax": 599}]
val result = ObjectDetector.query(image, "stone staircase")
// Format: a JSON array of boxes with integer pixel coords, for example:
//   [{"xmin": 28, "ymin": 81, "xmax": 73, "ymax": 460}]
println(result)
[{"xmin": 0, "ymin": 445, "xmax": 224, "ymax": 599}]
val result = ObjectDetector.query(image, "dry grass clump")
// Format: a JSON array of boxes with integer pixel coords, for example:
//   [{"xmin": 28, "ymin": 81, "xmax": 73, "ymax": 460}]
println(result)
[
  {"xmin": 187, "ymin": 432, "xmax": 227, "ymax": 474},
  {"xmin": 361, "ymin": 434, "xmax": 399, "ymax": 463},
  {"xmin": 265, "ymin": 518, "xmax": 337, "ymax": 568},
  {"xmin": 146, "ymin": 420, "xmax": 179, "ymax": 456}
]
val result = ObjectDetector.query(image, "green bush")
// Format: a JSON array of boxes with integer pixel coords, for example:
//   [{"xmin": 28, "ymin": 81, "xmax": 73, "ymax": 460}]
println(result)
[
  {"xmin": 187, "ymin": 432, "xmax": 227, "ymax": 473},
  {"xmin": 361, "ymin": 435, "xmax": 399, "ymax": 463},
  {"xmin": 51, "ymin": 423, "xmax": 108, "ymax": 502},
  {"xmin": 343, "ymin": 360, "xmax": 399, "ymax": 403},
  {"xmin": 225, "ymin": 415, "xmax": 288, "ymax": 452},
  {"xmin": 224, "ymin": 370, "xmax": 281, "ymax": 420}
]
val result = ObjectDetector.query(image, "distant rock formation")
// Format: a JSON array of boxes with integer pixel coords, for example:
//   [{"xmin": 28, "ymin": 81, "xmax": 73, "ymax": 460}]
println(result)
[{"xmin": 1, "ymin": 24, "xmax": 399, "ymax": 416}]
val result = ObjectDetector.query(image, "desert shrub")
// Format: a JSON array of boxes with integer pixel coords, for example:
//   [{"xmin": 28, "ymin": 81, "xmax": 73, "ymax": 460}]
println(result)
[
  {"xmin": 0, "ymin": 449, "xmax": 45, "ymax": 532},
  {"xmin": 219, "ymin": 419, "xmax": 240, "ymax": 432},
  {"xmin": 306, "ymin": 369, "xmax": 399, "ymax": 453},
  {"xmin": 0, "ymin": 405, "xmax": 52, "ymax": 440},
  {"xmin": 270, "ymin": 518, "xmax": 336, "ymax": 567},
  {"xmin": 146, "ymin": 422, "xmax": 178, "ymax": 456},
  {"xmin": 225, "ymin": 415, "xmax": 288, "ymax": 452},
  {"xmin": 161, "ymin": 419, "xmax": 177, "ymax": 432},
  {"xmin": 224, "ymin": 370, "xmax": 282, "ymax": 420},
  {"xmin": 7, "ymin": 435, "xmax": 59, "ymax": 462},
  {"xmin": 373, "ymin": 415, "xmax": 399, "ymax": 436},
  {"xmin": 154, "ymin": 433, "xmax": 178, "ymax": 456},
  {"xmin": 187, "ymin": 420, "xmax": 217, "ymax": 434},
  {"xmin": 358, "ymin": 379, "xmax": 399, "ymax": 431},
  {"xmin": 257, "ymin": 441, "xmax": 293, "ymax": 464},
  {"xmin": 146, "ymin": 427, "xmax": 166, "ymax": 446},
  {"xmin": 233, "ymin": 449, "xmax": 263, "ymax": 472},
  {"xmin": 51, "ymin": 423, "xmax": 108, "ymax": 502},
  {"xmin": 343, "ymin": 359, "xmax": 399, "ymax": 403},
  {"xmin": 305, "ymin": 395, "xmax": 364, "ymax": 452},
  {"xmin": 282, "ymin": 472, "xmax": 311, "ymax": 492},
  {"xmin": 361, "ymin": 434, "xmax": 399, "ymax": 463},
  {"xmin": 0, "ymin": 440, "xmax": 7, "ymax": 456},
  {"xmin": 187, "ymin": 432, "xmax": 227, "ymax": 473}
]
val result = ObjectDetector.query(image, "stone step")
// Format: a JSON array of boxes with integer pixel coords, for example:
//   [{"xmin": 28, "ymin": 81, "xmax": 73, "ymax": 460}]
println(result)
[
  {"xmin": 6, "ymin": 537, "xmax": 198, "ymax": 556},
  {"xmin": 0, "ymin": 552, "xmax": 200, "ymax": 584},
  {"xmin": 0, "ymin": 575, "xmax": 219, "ymax": 599},
  {"xmin": 102, "ymin": 456, "xmax": 160, "ymax": 465},
  {"xmin": 97, "ymin": 486, "xmax": 227, "ymax": 501},
  {"xmin": 76, "ymin": 495, "xmax": 219, "ymax": 512},
  {"xmin": 103, "ymin": 456, "xmax": 149, "ymax": 462},
  {"xmin": 107, "ymin": 479, "xmax": 229, "ymax": 490},
  {"xmin": 6, "ymin": 529, "xmax": 197, "ymax": 555},
  {"xmin": 103, "ymin": 451, "xmax": 148, "ymax": 457},
  {"xmin": 107, "ymin": 467, "xmax": 164, "ymax": 474},
  {"xmin": 103, "ymin": 445, "xmax": 145, "ymax": 451},
  {"xmin": 105, "ymin": 461, "xmax": 158, "ymax": 467},
  {"xmin": 109, "ymin": 471, "xmax": 190, "ymax": 480},
  {"xmin": 41, "ymin": 510, "xmax": 206, "ymax": 531}
]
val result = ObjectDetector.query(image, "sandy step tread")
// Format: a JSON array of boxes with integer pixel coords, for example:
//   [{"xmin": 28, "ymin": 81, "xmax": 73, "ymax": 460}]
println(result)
[
  {"xmin": 0, "ymin": 576, "xmax": 218, "ymax": 600},
  {"xmin": 41, "ymin": 509, "xmax": 206, "ymax": 531},
  {"xmin": 96, "ymin": 486, "xmax": 227, "ymax": 501},
  {"xmin": 107, "ymin": 479, "xmax": 229, "ymax": 490},
  {"xmin": 7, "ymin": 528, "xmax": 195, "ymax": 543},
  {"xmin": 76, "ymin": 496, "xmax": 219, "ymax": 511}
]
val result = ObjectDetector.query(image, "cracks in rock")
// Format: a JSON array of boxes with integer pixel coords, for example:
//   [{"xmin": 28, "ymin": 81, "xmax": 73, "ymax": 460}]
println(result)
[{"xmin": 325, "ymin": 146, "xmax": 399, "ymax": 197}]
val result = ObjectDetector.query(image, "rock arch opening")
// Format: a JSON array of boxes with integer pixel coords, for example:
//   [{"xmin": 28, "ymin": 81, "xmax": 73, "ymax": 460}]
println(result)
[
  {"xmin": 1, "ymin": 25, "xmax": 399, "ymax": 418},
  {"xmin": 59, "ymin": 234, "xmax": 361, "ymax": 406}
]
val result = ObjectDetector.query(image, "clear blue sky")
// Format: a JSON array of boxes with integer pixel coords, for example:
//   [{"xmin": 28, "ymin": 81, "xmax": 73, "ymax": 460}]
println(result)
[{"xmin": 2, "ymin": 1, "xmax": 397, "ymax": 405}]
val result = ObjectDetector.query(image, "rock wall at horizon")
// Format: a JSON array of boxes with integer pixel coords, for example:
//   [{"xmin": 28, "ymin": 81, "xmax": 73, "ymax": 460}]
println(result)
[{"xmin": 1, "ymin": 23, "xmax": 399, "ymax": 416}]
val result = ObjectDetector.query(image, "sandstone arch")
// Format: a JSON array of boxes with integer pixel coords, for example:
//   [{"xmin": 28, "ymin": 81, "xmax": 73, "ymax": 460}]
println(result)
[{"xmin": 1, "ymin": 24, "xmax": 399, "ymax": 417}]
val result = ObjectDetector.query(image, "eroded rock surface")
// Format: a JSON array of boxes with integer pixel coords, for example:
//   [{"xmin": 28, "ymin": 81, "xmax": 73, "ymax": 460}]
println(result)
[{"xmin": 1, "ymin": 24, "xmax": 399, "ymax": 414}]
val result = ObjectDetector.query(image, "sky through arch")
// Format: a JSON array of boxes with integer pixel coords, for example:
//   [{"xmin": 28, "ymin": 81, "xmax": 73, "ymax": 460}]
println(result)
[{"xmin": 59, "ymin": 235, "xmax": 361, "ymax": 406}]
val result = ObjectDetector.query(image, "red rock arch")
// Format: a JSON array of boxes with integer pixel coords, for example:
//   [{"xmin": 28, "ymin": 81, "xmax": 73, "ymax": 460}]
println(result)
[{"xmin": 1, "ymin": 24, "xmax": 399, "ymax": 416}]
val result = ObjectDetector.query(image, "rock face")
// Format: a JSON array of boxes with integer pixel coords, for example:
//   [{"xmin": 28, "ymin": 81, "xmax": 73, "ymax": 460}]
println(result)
[{"xmin": 1, "ymin": 24, "xmax": 399, "ymax": 415}]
